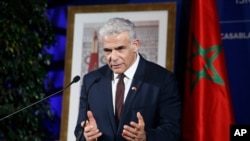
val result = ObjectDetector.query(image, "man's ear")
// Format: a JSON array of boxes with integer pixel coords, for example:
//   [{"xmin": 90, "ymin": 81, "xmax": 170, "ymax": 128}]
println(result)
[{"xmin": 133, "ymin": 39, "xmax": 140, "ymax": 52}]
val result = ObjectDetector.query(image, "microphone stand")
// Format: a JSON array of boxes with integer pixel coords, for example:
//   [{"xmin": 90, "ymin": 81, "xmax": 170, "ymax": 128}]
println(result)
[
  {"xmin": 0, "ymin": 75, "xmax": 80, "ymax": 121},
  {"xmin": 76, "ymin": 77, "xmax": 100, "ymax": 141}
]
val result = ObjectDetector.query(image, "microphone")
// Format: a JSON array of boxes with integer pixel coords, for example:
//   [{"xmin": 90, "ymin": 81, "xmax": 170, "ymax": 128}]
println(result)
[
  {"xmin": 76, "ymin": 76, "xmax": 101, "ymax": 141},
  {"xmin": 0, "ymin": 75, "xmax": 81, "ymax": 121}
]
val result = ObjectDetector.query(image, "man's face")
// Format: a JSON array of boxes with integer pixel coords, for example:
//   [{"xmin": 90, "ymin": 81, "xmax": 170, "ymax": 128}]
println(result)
[{"xmin": 102, "ymin": 31, "xmax": 139, "ymax": 74}]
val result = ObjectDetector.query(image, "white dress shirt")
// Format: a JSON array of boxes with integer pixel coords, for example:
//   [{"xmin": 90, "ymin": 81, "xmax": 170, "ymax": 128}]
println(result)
[{"xmin": 112, "ymin": 53, "xmax": 140, "ymax": 113}]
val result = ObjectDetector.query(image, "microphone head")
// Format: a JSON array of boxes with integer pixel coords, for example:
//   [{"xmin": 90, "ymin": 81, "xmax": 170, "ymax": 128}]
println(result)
[{"xmin": 72, "ymin": 75, "xmax": 81, "ymax": 83}]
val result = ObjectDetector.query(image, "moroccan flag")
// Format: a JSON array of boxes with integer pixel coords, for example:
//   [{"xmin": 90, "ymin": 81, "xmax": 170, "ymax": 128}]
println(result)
[
  {"xmin": 88, "ymin": 31, "xmax": 99, "ymax": 72},
  {"xmin": 182, "ymin": 0, "xmax": 235, "ymax": 141}
]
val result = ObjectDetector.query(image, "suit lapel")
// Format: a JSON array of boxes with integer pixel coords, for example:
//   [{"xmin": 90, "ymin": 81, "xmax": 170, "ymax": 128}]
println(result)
[
  {"xmin": 100, "ymin": 69, "xmax": 117, "ymax": 135},
  {"xmin": 117, "ymin": 56, "xmax": 147, "ymax": 131}
]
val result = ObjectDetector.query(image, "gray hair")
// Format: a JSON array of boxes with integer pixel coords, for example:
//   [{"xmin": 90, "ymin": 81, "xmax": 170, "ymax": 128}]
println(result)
[{"xmin": 98, "ymin": 17, "xmax": 137, "ymax": 43}]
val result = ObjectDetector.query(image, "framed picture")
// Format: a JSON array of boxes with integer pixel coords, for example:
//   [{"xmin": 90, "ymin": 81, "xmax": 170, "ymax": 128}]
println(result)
[{"xmin": 60, "ymin": 2, "xmax": 176, "ymax": 140}]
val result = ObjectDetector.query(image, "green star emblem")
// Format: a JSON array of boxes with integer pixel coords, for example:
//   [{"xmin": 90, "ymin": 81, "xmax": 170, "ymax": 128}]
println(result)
[{"xmin": 187, "ymin": 35, "xmax": 225, "ymax": 90}]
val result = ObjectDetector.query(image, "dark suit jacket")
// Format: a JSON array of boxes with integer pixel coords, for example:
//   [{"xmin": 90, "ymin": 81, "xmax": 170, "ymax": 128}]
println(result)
[{"xmin": 75, "ymin": 55, "xmax": 181, "ymax": 141}]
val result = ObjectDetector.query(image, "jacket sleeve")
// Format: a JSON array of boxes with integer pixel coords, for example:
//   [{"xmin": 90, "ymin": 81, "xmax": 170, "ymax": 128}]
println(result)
[{"xmin": 146, "ymin": 72, "xmax": 182, "ymax": 141}]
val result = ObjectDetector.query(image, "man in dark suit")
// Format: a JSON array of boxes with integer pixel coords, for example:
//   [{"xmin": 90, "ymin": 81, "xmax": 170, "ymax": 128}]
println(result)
[{"xmin": 75, "ymin": 17, "xmax": 181, "ymax": 141}]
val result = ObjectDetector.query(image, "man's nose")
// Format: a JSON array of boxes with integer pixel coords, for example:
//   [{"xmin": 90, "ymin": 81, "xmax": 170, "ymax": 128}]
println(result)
[{"xmin": 110, "ymin": 50, "xmax": 119, "ymax": 61}]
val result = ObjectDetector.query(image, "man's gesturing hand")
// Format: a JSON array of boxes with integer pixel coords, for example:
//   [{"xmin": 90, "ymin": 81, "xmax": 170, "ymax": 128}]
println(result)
[
  {"xmin": 122, "ymin": 112, "xmax": 146, "ymax": 141},
  {"xmin": 81, "ymin": 111, "xmax": 102, "ymax": 141}
]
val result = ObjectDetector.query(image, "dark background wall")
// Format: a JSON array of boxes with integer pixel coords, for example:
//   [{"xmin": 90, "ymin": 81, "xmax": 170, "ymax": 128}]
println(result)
[{"xmin": 45, "ymin": 0, "xmax": 250, "ymax": 138}]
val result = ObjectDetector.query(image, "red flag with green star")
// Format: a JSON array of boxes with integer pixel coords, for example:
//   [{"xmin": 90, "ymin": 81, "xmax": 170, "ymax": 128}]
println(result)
[{"xmin": 182, "ymin": 0, "xmax": 235, "ymax": 141}]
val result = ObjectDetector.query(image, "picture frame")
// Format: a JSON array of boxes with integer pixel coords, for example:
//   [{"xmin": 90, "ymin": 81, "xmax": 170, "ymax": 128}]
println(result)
[{"xmin": 60, "ymin": 2, "xmax": 176, "ymax": 140}]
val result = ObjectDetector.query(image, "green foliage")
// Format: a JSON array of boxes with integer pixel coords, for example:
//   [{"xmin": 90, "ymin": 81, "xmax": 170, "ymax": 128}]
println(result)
[{"xmin": 0, "ymin": 0, "xmax": 56, "ymax": 140}]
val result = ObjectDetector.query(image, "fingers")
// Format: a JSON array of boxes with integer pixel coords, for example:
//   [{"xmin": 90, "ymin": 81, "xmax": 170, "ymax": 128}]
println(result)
[
  {"xmin": 87, "ymin": 111, "xmax": 95, "ymax": 122},
  {"xmin": 81, "ymin": 111, "xmax": 96, "ymax": 127},
  {"xmin": 122, "ymin": 125, "xmax": 139, "ymax": 140},
  {"xmin": 137, "ymin": 112, "xmax": 145, "ymax": 126},
  {"xmin": 81, "ymin": 111, "xmax": 102, "ymax": 140},
  {"xmin": 84, "ymin": 125, "xmax": 102, "ymax": 141},
  {"xmin": 80, "ymin": 111, "xmax": 95, "ymax": 128},
  {"xmin": 81, "ymin": 121, "xmax": 85, "ymax": 127},
  {"xmin": 130, "ymin": 112, "xmax": 145, "ymax": 130},
  {"xmin": 122, "ymin": 112, "xmax": 146, "ymax": 141}
]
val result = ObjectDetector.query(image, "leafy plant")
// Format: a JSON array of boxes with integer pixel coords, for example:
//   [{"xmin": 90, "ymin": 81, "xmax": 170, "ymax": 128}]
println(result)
[{"xmin": 0, "ymin": 0, "xmax": 56, "ymax": 140}]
